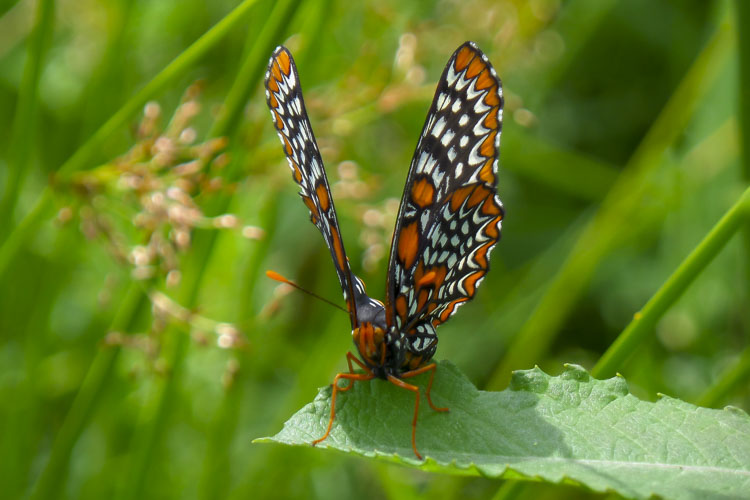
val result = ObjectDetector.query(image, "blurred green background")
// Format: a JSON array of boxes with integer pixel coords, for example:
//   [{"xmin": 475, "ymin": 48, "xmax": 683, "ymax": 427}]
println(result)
[{"xmin": 0, "ymin": 0, "xmax": 748, "ymax": 498}]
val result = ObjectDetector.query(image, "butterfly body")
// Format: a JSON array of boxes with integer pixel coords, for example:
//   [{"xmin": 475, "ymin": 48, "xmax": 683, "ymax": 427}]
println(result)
[{"xmin": 265, "ymin": 41, "xmax": 503, "ymax": 459}]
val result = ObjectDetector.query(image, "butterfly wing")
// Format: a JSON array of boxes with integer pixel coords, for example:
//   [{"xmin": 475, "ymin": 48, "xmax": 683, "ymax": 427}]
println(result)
[
  {"xmin": 385, "ymin": 42, "xmax": 504, "ymax": 355},
  {"xmin": 265, "ymin": 46, "xmax": 367, "ymax": 326}
]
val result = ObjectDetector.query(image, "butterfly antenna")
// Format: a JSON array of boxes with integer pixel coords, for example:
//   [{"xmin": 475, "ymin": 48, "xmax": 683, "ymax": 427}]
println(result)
[{"xmin": 266, "ymin": 270, "xmax": 349, "ymax": 314}]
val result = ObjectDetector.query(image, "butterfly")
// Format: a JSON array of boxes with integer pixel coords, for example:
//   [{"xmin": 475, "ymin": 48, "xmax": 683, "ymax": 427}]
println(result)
[{"xmin": 265, "ymin": 41, "xmax": 504, "ymax": 460}]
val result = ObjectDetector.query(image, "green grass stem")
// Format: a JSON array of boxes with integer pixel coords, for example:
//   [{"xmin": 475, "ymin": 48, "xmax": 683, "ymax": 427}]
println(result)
[
  {"xmin": 29, "ymin": 284, "xmax": 148, "ymax": 500},
  {"xmin": 0, "ymin": 0, "xmax": 54, "ymax": 239},
  {"xmin": 697, "ymin": 346, "xmax": 750, "ymax": 407},
  {"xmin": 593, "ymin": 186, "xmax": 750, "ymax": 378}
]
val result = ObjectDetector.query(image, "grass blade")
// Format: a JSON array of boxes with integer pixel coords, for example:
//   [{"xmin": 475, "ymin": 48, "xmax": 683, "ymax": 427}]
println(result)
[
  {"xmin": 0, "ymin": 0, "xmax": 54, "ymax": 238},
  {"xmin": 29, "ymin": 284, "xmax": 147, "ymax": 500},
  {"xmin": 593, "ymin": 186, "xmax": 750, "ymax": 378}
]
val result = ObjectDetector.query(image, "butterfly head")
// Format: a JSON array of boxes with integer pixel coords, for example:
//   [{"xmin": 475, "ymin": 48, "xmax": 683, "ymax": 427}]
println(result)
[
  {"xmin": 350, "ymin": 295, "xmax": 407, "ymax": 378},
  {"xmin": 351, "ymin": 322, "xmax": 407, "ymax": 379}
]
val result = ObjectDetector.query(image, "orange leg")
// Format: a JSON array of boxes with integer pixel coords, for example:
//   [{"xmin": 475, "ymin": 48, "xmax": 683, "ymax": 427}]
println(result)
[
  {"xmin": 339, "ymin": 351, "xmax": 369, "ymax": 391},
  {"xmin": 401, "ymin": 362, "xmax": 449, "ymax": 413},
  {"xmin": 386, "ymin": 375, "xmax": 426, "ymax": 460},
  {"xmin": 312, "ymin": 357, "xmax": 374, "ymax": 448},
  {"xmin": 387, "ymin": 363, "xmax": 449, "ymax": 460}
]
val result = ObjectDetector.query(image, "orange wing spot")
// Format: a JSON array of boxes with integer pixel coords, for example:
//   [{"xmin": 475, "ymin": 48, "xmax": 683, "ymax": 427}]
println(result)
[
  {"xmin": 416, "ymin": 270, "xmax": 437, "ymax": 287},
  {"xmin": 413, "ymin": 260, "xmax": 426, "ymax": 285},
  {"xmin": 464, "ymin": 271, "xmax": 485, "ymax": 296},
  {"xmin": 431, "ymin": 265, "xmax": 448, "ymax": 291},
  {"xmin": 484, "ymin": 215, "xmax": 502, "ymax": 239},
  {"xmin": 484, "ymin": 84, "xmax": 500, "ymax": 106},
  {"xmin": 397, "ymin": 222, "xmax": 419, "ymax": 269},
  {"xmin": 427, "ymin": 303, "xmax": 437, "ymax": 314},
  {"xmin": 417, "ymin": 289, "xmax": 429, "ymax": 312},
  {"xmin": 410, "ymin": 178, "xmax": 435, "ymax": 208},
  {"xmin": 283, "ymin": 136, "xmax": 293, "ymax": 156},
  {"xmin": 439, "ymin": 298, "xmax": 467, "ymax": 322},
  {"xmin": 273, "ymin": 110, "xmax": 283, "ymax": 130},
  {"xmin": 467, "ymin": 185, "xmax": 490, "ymax": 208},
  {"xmin": 276, "ymin": 50, "xmax": 292, "ymax": 76},
  {"xmin": 449, "ymin": 185, "xmax": 474, "ymax": 211},
  {"xmin": 483, "ymin": 108, "xmax": 498, "ymax": 129},
  {"xmin": 465, "ymin": 57, "xmax": 486, "ymax": 80},
  {"xmin": 316, "ymin": 183, "xmax": 330, "ymax": 212},
  {"xmin": 269, "ymin": 93, "xmax": 278, "ymax": 108},
  {"xmin": 454, "ymin": 46, "xmax": 475, "ymax": 71},
  {"xmin": 302, "ymin": 195, "xmax": 318, "ymax": 219},
  {"xmin": 291, "ymin": 161, "xmax": 302, "ymax": 182},
  {"xmin": 474, "ymin": 241, "xmax": 492, "ymax": 268},
  {"xmin": 481, "ymin": 196, "xmax": 502, "ymax": 216},
  {"xmin": 480, "ymin": 131, "xmax": 497, "ymax": 157},
  {"xmin": 330, "ymin": 226, "xmax": 347, "ymax": 273},
  {"xmin": 267, "ymin": 75, "xmax": 279, "ymax": 93},
  {"xmin": 396, "ymin": 294, "xmax": 408, "ymax": 320},
  {"xmin": 479, "ymin": 159, "xmax": 495, "ymax": 184},
  {"xmin": 476, "ymin": 69, "xmax": 495, "ymax": 90},
  {"xmin": 271, "ymin": 60, "xmax": 283, "ymax": 82}
]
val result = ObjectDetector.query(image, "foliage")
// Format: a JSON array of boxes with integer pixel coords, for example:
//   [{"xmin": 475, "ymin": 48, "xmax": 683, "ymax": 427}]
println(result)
[{"xmin": 261, "ymin": 362, "xmax": 750, "ymax": 500}]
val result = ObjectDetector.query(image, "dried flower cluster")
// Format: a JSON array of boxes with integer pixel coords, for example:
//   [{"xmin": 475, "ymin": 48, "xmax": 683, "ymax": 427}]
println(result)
[{"xmin": 60, "ymin": 84, "xmax": 261, "ymax": 360}]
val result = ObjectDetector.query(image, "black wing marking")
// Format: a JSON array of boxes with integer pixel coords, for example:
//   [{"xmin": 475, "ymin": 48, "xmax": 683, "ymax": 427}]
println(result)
[
  {"xmin": 265, "ymin": 46, "xmax": 365, "ymax": 326},
  {"xmin": 385, "ymin": 41, "xmax": 504, "ymax": 356}
]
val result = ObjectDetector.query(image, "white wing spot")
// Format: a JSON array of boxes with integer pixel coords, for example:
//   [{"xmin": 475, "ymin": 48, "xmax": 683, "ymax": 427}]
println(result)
[
  {"xmin": 455, "ymin": 162, "xmax": 463, "ymax": 178},
  {"xmin": 432, "ymin": 116, "xmax": 447, "ymax": 138},
  {"xmin": 442, "ymin": 129, "xmax": 455, "ymax": 146},
  {"xmin": 437, "ymin": 93, "xmax": 450, "ymax": 111}
]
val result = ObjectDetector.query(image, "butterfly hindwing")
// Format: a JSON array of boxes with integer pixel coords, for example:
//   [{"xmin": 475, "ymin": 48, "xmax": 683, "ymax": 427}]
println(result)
[
  {"xmin": 386, "ymin": 42, "xmax": 504, "ymax": 350},
  {"xmin": 265, "ymin": 47, "xmax": 361, "ymax": 321}
]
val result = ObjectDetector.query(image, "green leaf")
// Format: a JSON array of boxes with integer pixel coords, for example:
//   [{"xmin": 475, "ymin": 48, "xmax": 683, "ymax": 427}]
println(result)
[{"xmin": 256, "ymin": 361, "xmax": 750, "ymax": 500}]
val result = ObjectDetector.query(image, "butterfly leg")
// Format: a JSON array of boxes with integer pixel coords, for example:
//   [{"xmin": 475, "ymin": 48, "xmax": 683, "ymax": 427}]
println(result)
[
  {"xmin": 401, "ymin": 362, "xmax": 449, "ymax": 413},
  {"xmin": 312, "ymin": 361, "xmax": 374, "ymax": 448},
  {"xmin": 339, "ymin": 351, "xmax": 369, "ymax": 391},
  {"xmin": 386, "ymin": 375, "xmax": 427, "ymax": 460}
]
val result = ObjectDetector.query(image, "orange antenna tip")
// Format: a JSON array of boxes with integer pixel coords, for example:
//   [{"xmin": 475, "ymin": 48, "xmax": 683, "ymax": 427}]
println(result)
[
  {"xmin": 265, "ymin": 269, "xmax": 348, "ymax": 314},
  {"xmin": 266, "ymin": 270, "xmax": 291, "ymax": 284}
]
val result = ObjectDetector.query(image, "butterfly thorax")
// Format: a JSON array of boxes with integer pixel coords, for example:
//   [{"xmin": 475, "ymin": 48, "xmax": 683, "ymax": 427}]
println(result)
[
  {"xmin": 351, "ymin": 293, "xmax": 436, "ymax": 378},
  {"xmin": 352, "ymin": 294, "xmax": 403, "ymax": 378}
]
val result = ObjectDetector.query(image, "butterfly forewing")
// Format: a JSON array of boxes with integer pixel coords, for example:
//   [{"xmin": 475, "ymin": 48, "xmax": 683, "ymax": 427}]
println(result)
[
  {"xmin": 386, "ymin": 42, "xmax": 504, "ymax": 348},
  {"xmin": 264, "ymin": 47, "xmax": 362, "ymax": 324}
]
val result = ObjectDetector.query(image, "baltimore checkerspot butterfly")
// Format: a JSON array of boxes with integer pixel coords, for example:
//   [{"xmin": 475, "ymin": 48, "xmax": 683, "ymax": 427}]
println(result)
[{"xmin": 265, "ymin": 41, "xmax": 504, "ymax": 459}]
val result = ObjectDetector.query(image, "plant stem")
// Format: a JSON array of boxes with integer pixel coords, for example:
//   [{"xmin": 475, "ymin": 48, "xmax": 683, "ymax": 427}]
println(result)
[
  {"xmin": 593, "ymin": 186, "xmax": 750, "ymax": 378},
  {"xmin": 733, "ymin": 0, "xmax": 750, "ymax": 353},
  {"xmin": 697, "ymin": 346, "xmax": 750, "ymax": 407},
  {"xmin": 29, "ymin": 284, "xmax": 147, "ymax": 500},
  {"xmin": 0, "ymin": 0, "xmax": 54, "ymax": 240}
]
